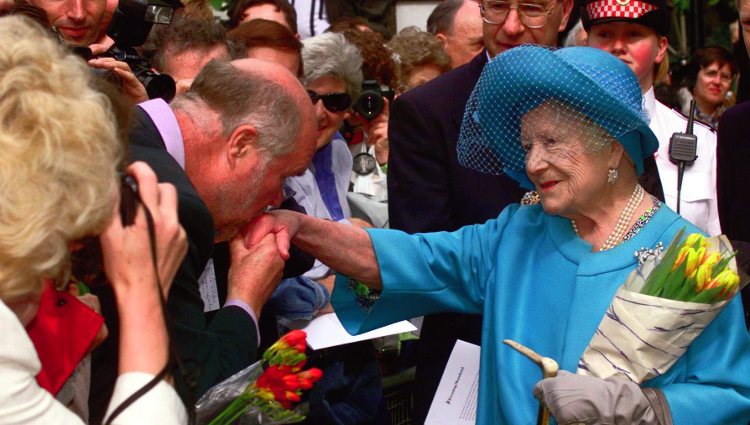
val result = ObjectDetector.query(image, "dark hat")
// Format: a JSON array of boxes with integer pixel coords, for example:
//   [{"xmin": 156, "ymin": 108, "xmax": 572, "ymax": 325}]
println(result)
[{"xmin": 581, "ymin": 0, "xmax": 671, "ymax": 36}]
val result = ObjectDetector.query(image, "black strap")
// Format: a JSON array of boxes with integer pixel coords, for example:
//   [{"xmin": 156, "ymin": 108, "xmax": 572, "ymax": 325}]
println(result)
[{"xmin": 104, "ymin": 201, "xmax": 195, "ymax": 424}]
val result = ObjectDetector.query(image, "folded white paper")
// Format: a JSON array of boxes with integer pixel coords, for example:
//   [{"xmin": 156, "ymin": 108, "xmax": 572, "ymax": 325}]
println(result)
[
  {"xmin": 425, "ymin": 340, "xmax": 480, "ymax": 425},
  {"xmin": 278, "ymin": 313, "xmax": 416, "ymax": 350}
]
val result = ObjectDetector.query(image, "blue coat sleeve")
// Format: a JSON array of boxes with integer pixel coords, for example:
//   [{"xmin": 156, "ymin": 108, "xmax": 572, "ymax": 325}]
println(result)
[{"xmin": 332, "ymin": 205, "xmax": 520, "ymax": 335}]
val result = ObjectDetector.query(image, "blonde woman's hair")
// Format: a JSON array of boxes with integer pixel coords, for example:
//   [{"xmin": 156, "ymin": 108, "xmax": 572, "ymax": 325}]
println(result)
[
  {"xmin": 654, "ymin": 53, "xmax": 670, "ymax": 85},
  {"xmin": 0, "ymin": 16, "xmax": 122, "ymax": 303}
]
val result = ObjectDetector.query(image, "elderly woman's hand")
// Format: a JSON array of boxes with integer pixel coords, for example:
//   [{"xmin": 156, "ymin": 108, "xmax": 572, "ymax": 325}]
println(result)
[
  {"xmin": 241, "ymin": 210, "xmax": 303, "ymax": 260},
  {"xmin": 100, "ymin": 161, "xmax": 187, "ymax": 299},
  {"xmin": 533, "ymin": 371, "xmax": 669, "ymax": 424}
]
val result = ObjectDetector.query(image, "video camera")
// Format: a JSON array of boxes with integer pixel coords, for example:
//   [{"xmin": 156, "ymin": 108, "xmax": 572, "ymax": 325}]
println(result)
[
  {"xmin": 352, "ymin": 80, "xmax": 394, "ymax": 121},
  {"xmin": 102, "ymin": 0, "xmax": 181, "ymax": 101}
]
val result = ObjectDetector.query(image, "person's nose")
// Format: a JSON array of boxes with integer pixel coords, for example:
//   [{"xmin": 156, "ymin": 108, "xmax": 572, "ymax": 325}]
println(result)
[
  {"xmin": 502, "ymin": 7, "xmax": 525, "ymax": 37},
  {"xmin": 525, "ymin": 146, "xmax": 548, "ymax": 176},
  {"xmin": 313, "ymin": 100, "xmax": 327, "ymax": 123},
  {"xmin": 609, "ymin": 36, "xmax": 627, "ymax": 55},
  {"xmin": 66, "ymin": 0, "xmax": 86, "ymax": 22}
]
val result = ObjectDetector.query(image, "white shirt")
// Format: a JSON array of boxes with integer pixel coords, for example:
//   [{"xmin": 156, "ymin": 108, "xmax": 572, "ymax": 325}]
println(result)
[
  {"xmin": 285, "ymin": 138, "xmax": 352, "ymax": 280},
  {"xmin": 644, "ymin": 88, "xmax": 721, "ymax": 235},
  {"xmin": 0, "ymin": 300, "xmax": 186, "ymax": 424},
  {"xmin": 291, "ymin": 0, "xmax": 329, "ymax": 38},
  {"xmin": 349, "ymin": 141, "xmax": 388, "ymax": 202}
]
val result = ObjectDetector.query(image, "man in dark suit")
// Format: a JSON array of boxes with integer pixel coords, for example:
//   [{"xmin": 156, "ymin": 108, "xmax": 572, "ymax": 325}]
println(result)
[
  {"xmin": 717, "ymin": 0, "xmax": 750, "ymax": 334},
  {"xmin": 387, "ymin": 1, "xmax": 573, "ymax": 422},
  {"xmin": 717, "ymin": 103, "xmax": 750, "ymax": 243},
  {"xmin": 90, "ymin": 58, "xmax": 317, "ymax": 423},
  {"xmin": 718, "ymin": 0, "xmax": 750, "ymax": 244}
]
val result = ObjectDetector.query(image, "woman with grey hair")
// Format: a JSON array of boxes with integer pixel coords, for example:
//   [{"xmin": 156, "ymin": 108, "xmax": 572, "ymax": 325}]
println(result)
[
  {"xmin": 285, "ymin": 31, "xmax": 362, "ymax": 227},
  {"xmin": 280, "ymin": 32, "xmax": 384, "ymax": 424},
  {"xmin": 302, "ymin": 32, "xmax": 362, "ymax": 150}
]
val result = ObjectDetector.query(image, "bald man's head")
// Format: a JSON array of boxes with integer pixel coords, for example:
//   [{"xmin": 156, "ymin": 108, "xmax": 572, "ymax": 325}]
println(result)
[{"xmin": 173, "ymin": 58, "xmax": 316, "ymax": 240}]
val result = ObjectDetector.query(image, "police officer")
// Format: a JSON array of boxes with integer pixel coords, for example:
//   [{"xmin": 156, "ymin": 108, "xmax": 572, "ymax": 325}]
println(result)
[{"xmin": 584, "ymin": 0, "xmax": 721, "ymax": 235}]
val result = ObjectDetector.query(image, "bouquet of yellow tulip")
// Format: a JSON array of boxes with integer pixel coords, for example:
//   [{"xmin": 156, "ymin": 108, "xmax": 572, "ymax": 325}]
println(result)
[
  {"xmin": 640, "ymin": 230, "xmax": 740, "ymax": 303},
  {"xmin": 577, "ymin": 229, "xmax": 746, "ymax": 383}
]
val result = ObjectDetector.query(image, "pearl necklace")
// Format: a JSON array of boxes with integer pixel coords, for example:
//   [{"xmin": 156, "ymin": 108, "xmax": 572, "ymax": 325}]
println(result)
[{"xmin": 571, "ymin": 184, "xmax": 644, "ymax": 251}]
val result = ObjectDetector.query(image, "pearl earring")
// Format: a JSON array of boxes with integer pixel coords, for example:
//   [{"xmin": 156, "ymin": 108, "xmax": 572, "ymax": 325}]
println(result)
[{"xmin": 607, "ymin": 168, "xmax": 618, "ymax": 184}]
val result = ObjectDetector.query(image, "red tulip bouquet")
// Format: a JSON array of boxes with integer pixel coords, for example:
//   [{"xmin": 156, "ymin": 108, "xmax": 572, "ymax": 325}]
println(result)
[
  {"xmin": 577, "ymin": 229, "xmax": 746, "ymax": 383},
  {"xmin": 196, "ymin": 330, "xmax": 323, "ymax": 425}
]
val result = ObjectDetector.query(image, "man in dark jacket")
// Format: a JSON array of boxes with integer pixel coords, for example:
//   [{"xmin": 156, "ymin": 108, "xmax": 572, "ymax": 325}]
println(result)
[{"xmin": 90, "ymin": 58, "xmax": 317, "ymax": 423}]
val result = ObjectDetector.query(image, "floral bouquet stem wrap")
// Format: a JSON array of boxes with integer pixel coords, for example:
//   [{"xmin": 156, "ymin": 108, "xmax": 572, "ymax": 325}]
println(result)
[
  {"xmin": 576, "ymin": 229, "xmax": 746, "ymax": 383},
  {"xmin": 196, "ymin": 330, "xmax": 323, "ymax": 425}
]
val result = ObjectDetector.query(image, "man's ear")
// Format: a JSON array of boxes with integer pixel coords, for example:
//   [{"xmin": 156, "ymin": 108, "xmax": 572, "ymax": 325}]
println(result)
[
  {"xmin": 226, "ymin": 124, "xmax": 258, "ymax": 167},
  {"xmin": 434, "ymin": 32, "xmax": 448, "ymax": 47},
  {"xmin": 558, "ymin": 0, "xmax": 574, "ymax": 32}
]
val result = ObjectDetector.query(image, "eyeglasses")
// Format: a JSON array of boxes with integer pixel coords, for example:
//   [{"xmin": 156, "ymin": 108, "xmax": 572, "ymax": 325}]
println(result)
[
  {"xmin": 480, "ymin": 0, "xmax": 555, "ymax": 29},
  {"xmin": 700, "ymin": 67, "xmax": 734, "ymax": 84},
  {"xmin": 307, "ymin": 90, "xmax": 352, "ymax": 112}
]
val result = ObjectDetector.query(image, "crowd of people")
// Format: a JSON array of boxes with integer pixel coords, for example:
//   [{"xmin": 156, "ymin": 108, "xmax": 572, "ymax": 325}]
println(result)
[{"xmin": 0, "ymin": 0, "xmax": 749, "ymax": 423}]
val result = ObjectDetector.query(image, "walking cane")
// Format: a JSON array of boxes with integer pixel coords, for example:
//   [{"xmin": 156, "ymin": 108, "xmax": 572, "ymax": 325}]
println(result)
[{"xmin": 503, "ymin": 339, "xmax": 559, "ymax": 425}]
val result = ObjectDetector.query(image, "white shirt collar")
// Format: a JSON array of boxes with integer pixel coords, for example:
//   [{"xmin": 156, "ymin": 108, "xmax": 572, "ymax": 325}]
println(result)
[{"xmin": 642, "ymin": 86, "xmax": 656, "ymax": 123}]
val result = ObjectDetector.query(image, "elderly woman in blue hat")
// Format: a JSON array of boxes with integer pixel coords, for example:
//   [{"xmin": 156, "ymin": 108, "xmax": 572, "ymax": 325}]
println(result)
[{"xmin": 242, "ymin": 45, "xmax": 750, "ymax": 424}]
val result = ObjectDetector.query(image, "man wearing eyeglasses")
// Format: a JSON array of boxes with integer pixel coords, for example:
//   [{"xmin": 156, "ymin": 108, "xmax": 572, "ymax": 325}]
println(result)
[{"xmin": 386, "ymin": 0, "xmax": 572, "ymax": 423}]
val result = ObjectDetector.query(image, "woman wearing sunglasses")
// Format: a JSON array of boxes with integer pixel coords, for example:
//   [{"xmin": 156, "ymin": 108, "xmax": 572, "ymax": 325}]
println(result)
[
  {"xmin": 281, "ymin": 33, "xmax": 386, "ymax": 424},
  {"xmin": 284, "ymin": 31, "xmax": 362, "ymax": 226},
  {"xmin": 282, "ymin": 33, "xmax": 362, "ymax": 305}
]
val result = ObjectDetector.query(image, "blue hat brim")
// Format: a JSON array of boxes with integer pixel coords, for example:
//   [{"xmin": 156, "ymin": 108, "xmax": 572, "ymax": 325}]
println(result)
[{"xmin": 474, "ymin": 46, "xmax": 658, "ymax": 189}]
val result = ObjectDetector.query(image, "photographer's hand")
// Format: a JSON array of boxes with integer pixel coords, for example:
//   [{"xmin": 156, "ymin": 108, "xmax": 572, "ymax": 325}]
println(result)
[
  {"xmin": 361, "ymin": 97, "xmax": 390, "ymax": 165},
  {"xmin": 89, "ymin": 36, "xmax": 115, "ymax": 56},
  {"xmin": 100, "ymin": 161, "xmax": 187, "ymax": 375},
  {"xmin": 88, "ymin": 57, "xmax": 148, "ymax": 104}
]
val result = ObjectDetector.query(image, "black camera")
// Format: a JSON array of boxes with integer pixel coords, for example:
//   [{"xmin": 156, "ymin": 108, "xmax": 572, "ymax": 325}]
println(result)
[
  {"xmin": 103, "ymin": 0, "xmax": 181, "ymax": 101},
  {"xmin": 120, "ymin": 174, "xmax": 140, "ymax": 226},
  {"xmin": 352, "ymin": 80, "xmax": 394, "ymax": 121}
]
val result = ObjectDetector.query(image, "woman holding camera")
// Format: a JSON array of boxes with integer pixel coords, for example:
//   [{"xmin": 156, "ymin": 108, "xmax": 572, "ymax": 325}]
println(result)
[
  {"xmin": 285, "ymin": 32, "xmax": 361, "ymax": 229},
  {"xmin": 0, "ymin": 16, "xmax": 187, "ymax": 424}
]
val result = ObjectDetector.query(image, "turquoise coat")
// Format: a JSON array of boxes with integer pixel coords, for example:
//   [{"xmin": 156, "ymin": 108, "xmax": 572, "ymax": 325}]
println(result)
[{"xmin": 332, "ymin": 204, "xmax": 750, "ymax": 424}]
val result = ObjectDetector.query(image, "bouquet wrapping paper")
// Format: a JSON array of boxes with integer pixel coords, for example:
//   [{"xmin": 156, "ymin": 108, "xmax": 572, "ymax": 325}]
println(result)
[{"xmin": 577, "ymin": 234, "xmax": 742, "ymax": 383}]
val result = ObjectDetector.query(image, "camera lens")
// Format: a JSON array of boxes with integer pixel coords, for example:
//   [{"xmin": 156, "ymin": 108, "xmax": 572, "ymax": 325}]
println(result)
[
  {"xmin": 354, "ymin": 90, "xmax": 384, "ymax": 121},
  {"xmin": 134, "ymin": 68, "xmax": 176, "ymax": 102}
]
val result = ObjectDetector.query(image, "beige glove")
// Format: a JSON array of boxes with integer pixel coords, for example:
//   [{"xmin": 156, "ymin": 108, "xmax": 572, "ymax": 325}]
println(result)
[{"xmin": 533, "ymin": 371, "xmax": 672, "ymax": 425}]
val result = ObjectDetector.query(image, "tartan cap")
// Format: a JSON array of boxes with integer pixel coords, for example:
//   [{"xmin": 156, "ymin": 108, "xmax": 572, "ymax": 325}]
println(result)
[{"xmin": 581, "ymin": 0, "xmax": 671, "ymax": 35}]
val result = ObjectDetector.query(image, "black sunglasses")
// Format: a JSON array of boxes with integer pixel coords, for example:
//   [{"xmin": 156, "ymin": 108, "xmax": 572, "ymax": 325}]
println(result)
[{"xmin": 307, "ymin": 90, "xmax": 352, "ymax": 112}]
